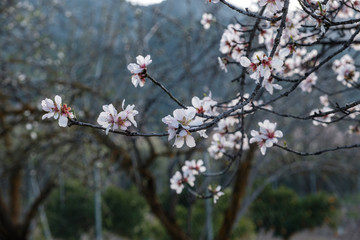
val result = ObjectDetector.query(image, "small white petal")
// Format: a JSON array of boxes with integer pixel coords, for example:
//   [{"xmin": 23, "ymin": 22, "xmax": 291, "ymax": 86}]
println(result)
[{"xmin": 58, "ymin": 115, "xmax": 68, "ymax": 127}]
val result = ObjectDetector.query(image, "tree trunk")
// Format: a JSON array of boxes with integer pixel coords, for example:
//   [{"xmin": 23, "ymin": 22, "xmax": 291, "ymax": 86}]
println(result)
[{"xmin": 215, "ymin": 144, "xmax": 257, "ymax": 240}]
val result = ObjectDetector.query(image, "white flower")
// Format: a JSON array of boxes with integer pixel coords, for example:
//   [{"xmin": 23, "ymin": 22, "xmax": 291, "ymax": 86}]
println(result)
[
  {"xmin": 122, "ymin": 100, "xmax": 139, "ymax": 127},
  {"xmin": 208, "ymin": 133, "xmax": 233, "ymax": 159},
  {"xmin": 162, "ymin": 107, "xmax": 204, "ymax": 148},
  {"xmin": 97, "ymin": 104, "xmax": 120, "ymax": 135},
  {"xmin": 170, "ymin": 171, "xmax": 196, "ymax": 194},
  {"xmin": 300, "ymin": 73, "xmax": 317, "ymax": 93},
  {"xmin": 170, "ymin": 171, "xmax": 184, "ymax": 194},
  {"xmin": 137, "ymin": 55, "xmax": 152, "ymax": 68},
  {"xmin": 208, "ymin": 185, "xmax": 224, "ymax": 204},
  {"xmin": 314, "ymin": 3, "xmax": 328, "ymax": 33},
  {"xmin": 200, "ymin": 13, "xmax": 214, "ymax": 30},
  {"xmin": 250, "ymin": 120, "xmax": 283, "ymax": 155},
  {"xmin": 191, "ymin": 95, "xmax": 217, "ymax": 116},
  {"xmin": 263, "ymin": 76, "xmax": 282, "ymax": 95},
  {"xmin": 127, "ymin": 55, "xmax": 152, "ymax": 87},
  {"xmin": 310, "ymin": 106, "xmax": 334, "ymax": 127},
  {"xmin": 336, "ymin": 64, "xmax": 359, "ymax": 87},
  {"xmin": 41, "ymin": 95, "xmax": 74, "ymax": 127},
  {"xmin": 227, "ymin": 132, "xmax": 249, "ymax": 150},
  {"xmin": 97, "ymin": 101, "xmax": 138, "ymax": 135},
  {"xmin": 258, "ymin": 0, "xmax": 283, "ymax": 15},
  {"xmin": 240, "ymin": 53, "xmax": 283, "ymax": 83},
  {"xmin": 219, "ymin": 23, "xmax": 245, "ymax": 60},
  {"xmin": 128, "ymin": 64, "xmax": 145, "ymax": 87},
  {"xmin": 319, "ymin": 95, "xmax": 329, "ymax": 106},
  {"xmin": 182, "ymin": 159, "xmax": 206, "ymax": 175}
]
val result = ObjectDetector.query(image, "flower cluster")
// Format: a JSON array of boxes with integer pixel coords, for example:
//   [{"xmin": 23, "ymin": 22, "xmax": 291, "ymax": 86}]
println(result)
[
  {"xmin": 287, "ymin": 48, "xmax": 318, "ymax": 76},
  {"xmin": 162, "ymin": 107, "xmax": 204, "ymax": 148},
  {"xmin": 208, "ymin": 115, "xmax": 250, "ymax": 159},
  {"xmin": 259, "ymin": 0, "xmax": 283, "ymax": 16},
  {"xmin": 314, "ymin": 2, "xmax": 328, "ymax": 33},
  {"xmin": 310, "ymin": 106, "xmax": 334, "ymax": 127},
  {"xmin": 240, "ymin": 52, "xmax": 284, "ymax": 83},
  {"xmin": 332, "ymin": 55, "xmax": 359, "ymax": 87},
  {"xmin": 310, "ymin": 95, "xmax": 334, "ymax": 127},
  {"xmin": 250, "ymin": 120, "xmax": 283, "ymax": 155},
  {"xmin": 127, "ymin": 55, "xmax": 152, "ymax": 87},
  {"xmin": 300, "ymin": 73, "xmax": 318, "ymax": 93},
  {"xmin": 170, "ymin": 159, "xmax": 206, "ymax": 194},
  {"xmin": 191, "ymin": 94, "xmax": 218, "ymax": 116},
  {"xmin": 97, "ymin": 100, "xmax": 138, "ymax": 135},
  {"xmin": 219, "ymin": 23, "xmax": 247, "ymax": 62},
  {"xmin": 41, "ymin": 95, "xmax": 74, "ymax": 127},
  {"xmin": 200, "ymin": 13, "xmax": 214, "ymax": 30}
]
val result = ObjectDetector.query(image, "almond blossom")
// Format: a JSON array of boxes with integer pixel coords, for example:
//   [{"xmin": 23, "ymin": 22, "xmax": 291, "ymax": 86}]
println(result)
[
  {"xmin": 41, "ymin": 95, "xmax": 74, "ymax": 127},
  {"xmin": 310, "ymin": 106, "xmax": 334, "ymax": 127},
  {"xmin": 162, "ymin": 107, "xmax": 204, "ymax": 148},
  {"xmin": 300, "ymin": 73, "xmax": 318, "ymax": 93},
  {"xmin": 258, "ymin": 0, "xmax": 283, "ymax": 16},
  {"xmin": 200, "ymin": 13, "xmax": 214, "ymax": 30},
  {"xmin": 208, "ymin": 133, "xmax": 232, "ymax": 159},
  {"xmin": 250, "ymin": 120, "xmax": 283, "ymax": 155},
  {"xmin": 336, "ymin": 64, "xmax": 359, "ymax": 87},
  {"xmin": 332, "ymin": 55, "xmax": 359, "ymax": 87},
  {"xmin": 182, "ymin": 159, "xmax": 206, "ymax": 175},
  {"xmin": 127, "ymin": 55, "xmax": 152, "ymax": 87},
  {"xmin": 191, "ymin": 94, "xmax": 218, "ymax": 116},
  {"xmin": 208, "ymin": 185, "xmax": 224, "ymax": 204},
  {"xmin": 319, "ymin": 95, "xmax": 329, "ymax": 107},
  {"xmin": 97, "ymin": 101, "xmax": 138, "ymax": 135},
  {"xmin": 263, "ymin": 76, "xmax": 282, "ymax": 95},
  {"xmin": 219, "ymin": 24, "xmax": 247, "ymax": 61},
  {"xmin": 240, "ymin": 53, "xmax": 284, "ymax": 82},
  {"xmin": 170, "ymin": 171, "xmax": 195, "ymax": 194},
  {"xmin": 314, "ymin": 3, "xmax": 328, "ymax": 33}
]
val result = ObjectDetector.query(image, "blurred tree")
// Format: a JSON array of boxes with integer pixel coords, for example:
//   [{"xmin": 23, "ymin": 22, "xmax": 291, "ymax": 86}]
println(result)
[
  {"xmin": 46, "ymin": 181, "xmax": 94, "ymax": 240},
  {"xmin": 251, "ymin": 186, "xmax": 339, "ymax": 240},
  {"xmin": 102, "ymin": 186, "xmax": 146, "ymax": 237},
  {"xmin": 1, "ymin": 0, "xmax": 360, "ymax": 240}
]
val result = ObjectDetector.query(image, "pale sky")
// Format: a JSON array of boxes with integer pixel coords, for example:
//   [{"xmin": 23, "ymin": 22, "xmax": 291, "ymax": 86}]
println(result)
[
  {"xmin": 126, "ymin": 0, "xmax": 299, "ymax": 11},
  {"xmin": 125, "ymin": 0, "xmax": 249, "ymax": 7}
]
